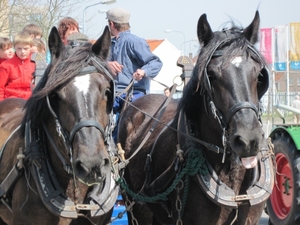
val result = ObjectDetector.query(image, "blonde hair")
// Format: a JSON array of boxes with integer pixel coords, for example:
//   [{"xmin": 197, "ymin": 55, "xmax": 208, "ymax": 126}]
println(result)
[
  {"xmin": 13, "ymin": 31, "xmax": 33, "ymax": 46},
  {"xmin": 0, "ymin": 37, "xmax": 12, "ymax": 50},
  {"xmin": 22, "ymin": 24, "xmax": 43, "ymax": 38},
  {"xmin": 32, "ymin": 38, "xmax": 45, "ymax": 52}
]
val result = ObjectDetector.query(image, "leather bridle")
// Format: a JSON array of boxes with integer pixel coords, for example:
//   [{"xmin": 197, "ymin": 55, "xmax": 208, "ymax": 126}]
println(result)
[
  {"xmin": 45, "ymin": 57, "xmax": 115, "ymax": 173},
  {"xmin": 201, "ymin": 38, "xmax": 270, "ymax": 160}
]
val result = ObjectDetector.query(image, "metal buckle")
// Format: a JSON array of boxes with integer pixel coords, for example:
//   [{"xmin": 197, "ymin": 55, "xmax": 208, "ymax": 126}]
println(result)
[{"xmin": 75, "ymin": 204, "xmax": 100, "ymax": 210}]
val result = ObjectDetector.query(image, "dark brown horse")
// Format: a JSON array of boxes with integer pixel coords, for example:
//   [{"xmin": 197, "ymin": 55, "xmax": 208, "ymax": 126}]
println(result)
[
  {"xmin": 0, "ymin": 26, "xmax": 118, "ymax": 225},
  {"xmin": 117, "ymin": 11, "xmax": 274, "ymax": 225}
]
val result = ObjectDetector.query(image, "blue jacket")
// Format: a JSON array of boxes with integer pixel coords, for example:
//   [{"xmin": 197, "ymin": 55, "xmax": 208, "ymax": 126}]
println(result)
[{"xmin": 109, "ymin": 30, "xmax": 163, "ymax": 93}]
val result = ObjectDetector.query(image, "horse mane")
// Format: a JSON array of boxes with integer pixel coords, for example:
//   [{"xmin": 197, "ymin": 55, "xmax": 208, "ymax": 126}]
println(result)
[
  {"xmin": 178, "ymin": 23, "xmax": 266, "ymax": 118},
  {"xmin": 20, "ymin": 42, "xmax": 107, "ymax": 131}
]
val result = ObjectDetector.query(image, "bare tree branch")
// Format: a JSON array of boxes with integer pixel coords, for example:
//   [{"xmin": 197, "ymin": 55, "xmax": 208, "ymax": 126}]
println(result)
[{"xmin": 0, "ymin": 0, "xmax": 84, "ymax": 45}]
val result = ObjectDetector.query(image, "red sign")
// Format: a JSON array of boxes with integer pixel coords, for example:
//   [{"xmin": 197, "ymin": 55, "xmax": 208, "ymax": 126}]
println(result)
[{"xmin": 260, "ymin": 28, "xmax": 272, "ymax": 64}]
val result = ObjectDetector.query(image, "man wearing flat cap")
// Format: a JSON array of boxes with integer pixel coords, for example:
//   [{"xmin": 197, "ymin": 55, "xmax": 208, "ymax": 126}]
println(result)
[{"xmin": 106, "ymin": 7, "xmax": 163, "ymax": 142}]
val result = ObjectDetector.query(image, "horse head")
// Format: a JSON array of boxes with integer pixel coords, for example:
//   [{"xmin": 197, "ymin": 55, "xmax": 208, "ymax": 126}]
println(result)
[
  {"xmin": 182, "ymin": 11, "xmax": 269, "ymax": 168},
  {"xmin": 46, "ymin": 27, "xmax": 113, "ymax": 185},
  {"xmin": 20, "ymin": 26, "xmax": 117, "ymax": 219}
]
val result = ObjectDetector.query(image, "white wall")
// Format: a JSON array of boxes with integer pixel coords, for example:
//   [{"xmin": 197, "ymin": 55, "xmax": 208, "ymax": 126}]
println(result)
[{"xmin": 149, "ymin": 39, "xmax": 183, "ymax": 95}]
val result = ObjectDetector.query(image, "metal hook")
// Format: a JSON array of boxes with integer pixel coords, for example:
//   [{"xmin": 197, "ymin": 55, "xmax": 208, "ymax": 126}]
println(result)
[
  {"xmin": 209, "ymin": 101, "xmax": 217, "ymax": 119},
  {"xmin": 222, "ymin": 128, "xmax": 227, "ymax": 163}
]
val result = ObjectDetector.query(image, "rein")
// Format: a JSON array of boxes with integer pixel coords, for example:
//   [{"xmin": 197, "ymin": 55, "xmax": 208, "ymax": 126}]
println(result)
[
  {"xmin": 119, "ymin": 83, "xmax": 178, "ymax": 165},
  {"xmin": 116, "ymin": 95, "xmax": 224, "ymax": 158}
]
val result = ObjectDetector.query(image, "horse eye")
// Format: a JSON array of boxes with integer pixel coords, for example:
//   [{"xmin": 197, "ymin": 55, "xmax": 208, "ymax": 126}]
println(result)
[
  {"xmin": 105, "ymin": 88, "xmax": 112, "ymax": 96},
  {"xmin": 105, "ymin": 88, "xmax": 113, "ymax": 101},
  {"xmin": 207, "ymin": 71, "xmax": 217, "ymax": 81},
  {"xmin": 50, "ymin": 93, "xmax": 59, "ymax": 100},
  {"xmin": 257, "ymin": 72, "xmax": 264, "ymax": 85},
  {"xmin": 105, "ymin": 88, "xmax": 113, "ymax": 113}
]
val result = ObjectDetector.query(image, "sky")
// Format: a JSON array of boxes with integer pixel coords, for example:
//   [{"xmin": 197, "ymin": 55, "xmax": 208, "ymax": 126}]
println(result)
[{"xmin": 73, "ymin": 0, "xmax": 300, "ymax": 56}]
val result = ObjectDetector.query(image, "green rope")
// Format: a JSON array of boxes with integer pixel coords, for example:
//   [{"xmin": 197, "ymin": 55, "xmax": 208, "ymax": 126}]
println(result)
[
  {"xmin": 180, "ymin": 175, "xmax": 190, "ymax": 217},
  {"xmin": 117, "ymin": 148, "xmax": 208, "ymax": 203}
]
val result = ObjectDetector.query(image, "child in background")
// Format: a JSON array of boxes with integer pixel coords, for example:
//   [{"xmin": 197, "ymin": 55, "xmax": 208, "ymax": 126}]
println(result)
[
  {"xmin": 57, "ymin": 17, "xmax": 80, "ymax": 45},
  {"xmin": 31, "ymin": 38, "xmax": 46, "ymax": 54},
  {"xmin": 0, "ymin": 32, "xmax": 35, "ymax": 101},
  {"xmin": 0, "ymin": 37, "xmax": 14, "ymax": 64},
  {"xmin": 30, "ymin": 38, "xmax": 47, "ymax": 86},
  {"xmin": 22, "ymin": 23, "xmax": 43, "ymax": 39}
]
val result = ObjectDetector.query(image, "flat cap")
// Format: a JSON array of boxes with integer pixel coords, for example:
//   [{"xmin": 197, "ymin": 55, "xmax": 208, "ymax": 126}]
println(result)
[
  {"xmin": 67, "ymin": 32, "xmax": 89, "ymax": 42},
  {"xmin": 106, "ymin": 8, "xmax": 130, "ymax": 24},
  {"xmin": 67, "ymin": 32, "xmax": 89, "ymax": 47}
]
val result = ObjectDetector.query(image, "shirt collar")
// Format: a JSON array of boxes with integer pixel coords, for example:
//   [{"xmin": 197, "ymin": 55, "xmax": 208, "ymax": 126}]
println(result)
[{"xmin": 114, "ymin": 30, "xmax": 131, "ymax": 40}]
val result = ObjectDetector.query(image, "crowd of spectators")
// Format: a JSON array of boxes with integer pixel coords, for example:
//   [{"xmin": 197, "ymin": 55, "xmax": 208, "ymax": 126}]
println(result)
[
  {"xmin": 0, "ymin": 20, "xmax": 75, "ymax": 101},
  {"xmin": 0, "ymin": 8, "xmax": 163, "ymax": 143}
]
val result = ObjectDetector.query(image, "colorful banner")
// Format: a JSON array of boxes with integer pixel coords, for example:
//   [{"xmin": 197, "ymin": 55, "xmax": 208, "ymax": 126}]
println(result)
[
  {"xmin": 289, "ymin": 22, "xmax": 300, "ymax": 70},
  {"xmin": 274, "ymin": 25, "xmax": 287, "ymax": 71},
  {"xmin": 260, "ymin": 28, "xmax": 272, "ymax": 64}
]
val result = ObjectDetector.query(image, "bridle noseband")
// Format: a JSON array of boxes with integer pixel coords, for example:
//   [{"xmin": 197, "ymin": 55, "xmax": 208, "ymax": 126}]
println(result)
[{"xmin": 69, "ymin": 120, "xmax": 106, "ymax": 143}]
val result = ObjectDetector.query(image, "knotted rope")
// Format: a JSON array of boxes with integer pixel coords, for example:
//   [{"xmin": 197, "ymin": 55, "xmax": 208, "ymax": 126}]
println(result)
[{"xmin": 118, "ymin": 148, "xmax": 208, "ymax": 203}]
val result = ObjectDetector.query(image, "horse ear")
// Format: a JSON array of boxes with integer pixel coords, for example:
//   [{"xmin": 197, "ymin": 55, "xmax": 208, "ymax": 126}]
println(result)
[
  {"xmin": 243, "ymin": 11, "xmax": 260, "ymax": 45},
  {"xmin": 92, "ymin": 26, "xmax": 111, "ymax": 60},
  {"xmin": 48, "ymin": 27, "xmax": 64, "ymax": 61},
  {"xmin": 197, "ymin": 14, "xmax": 214, "ymax": 47}
]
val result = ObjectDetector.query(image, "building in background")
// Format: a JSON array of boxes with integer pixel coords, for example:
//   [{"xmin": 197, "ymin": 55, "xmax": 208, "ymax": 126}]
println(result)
[{"xmin": 147, "ymin": 39, "xmax": 189, "ymax": 97}]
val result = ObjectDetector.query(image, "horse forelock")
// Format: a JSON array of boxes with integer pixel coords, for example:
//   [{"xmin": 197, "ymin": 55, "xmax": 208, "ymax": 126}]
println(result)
[{"xmin": 45, "ymin": 43, "xmax": 94, "ymax": 92}]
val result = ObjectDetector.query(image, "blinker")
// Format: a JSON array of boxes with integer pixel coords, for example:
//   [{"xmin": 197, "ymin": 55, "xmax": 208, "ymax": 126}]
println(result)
[{"xmin": 258, "ymin": 67, "xmax": 270, "ymax": 99}]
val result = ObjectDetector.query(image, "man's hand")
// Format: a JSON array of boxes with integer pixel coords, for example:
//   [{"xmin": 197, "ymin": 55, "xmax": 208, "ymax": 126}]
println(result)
[
  {"xmin": 108, "ymin": 61, "xmax": 123, "ymax": 76},
  {"xmin": 133, "ymin": 69, "xmax": 145, "ymax": 81}
]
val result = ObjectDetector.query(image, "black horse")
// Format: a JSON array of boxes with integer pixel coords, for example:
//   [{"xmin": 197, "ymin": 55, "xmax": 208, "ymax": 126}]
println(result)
[
  {"xmin": 0, "ymin": 26, "xmax": 118, "ymax": 225},
  {"xmin": 117, "ymin": 11, "xmax": 275, "ymax": 225}
]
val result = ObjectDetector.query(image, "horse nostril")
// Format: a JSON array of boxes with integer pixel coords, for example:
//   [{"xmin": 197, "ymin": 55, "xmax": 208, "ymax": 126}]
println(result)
[
  {"xmin": 232, "ymin": 135, "xmax": 248, "ymax": 151},
  {"xmin": 231, "ymin": 132, "xmax": 262, "ymax": 158},
  {"xmin": 75, "ymin": 160, "xmax": 90, "ymax": 175},
  {"xmin": 104, "ymin": 158, "xmax": 110, "ymax": 167},
  {"xmin": 100, "ymin": 158, "xmax": 111, "ymax": 174}
]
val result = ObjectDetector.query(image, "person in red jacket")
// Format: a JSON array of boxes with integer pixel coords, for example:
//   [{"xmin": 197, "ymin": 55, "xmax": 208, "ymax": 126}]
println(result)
[{"xmin": 0, "ymin": 31, "xmax": 35, "ymax": 101}]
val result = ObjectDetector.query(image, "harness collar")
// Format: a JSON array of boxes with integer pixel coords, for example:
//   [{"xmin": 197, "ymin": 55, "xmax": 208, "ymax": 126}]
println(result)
[{"xmin": 177, "ymin": 111, "xmax": 275, "ymax": 208}]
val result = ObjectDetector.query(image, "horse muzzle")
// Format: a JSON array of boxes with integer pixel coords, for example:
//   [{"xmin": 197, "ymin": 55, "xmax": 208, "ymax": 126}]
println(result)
[
  {"xmin": 74, "ymin": 153, "xmax": 111, "ymax": 186},
  {"xmin": 228, "ymin": 111, "xmax": 267, "ymax": 169}
]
